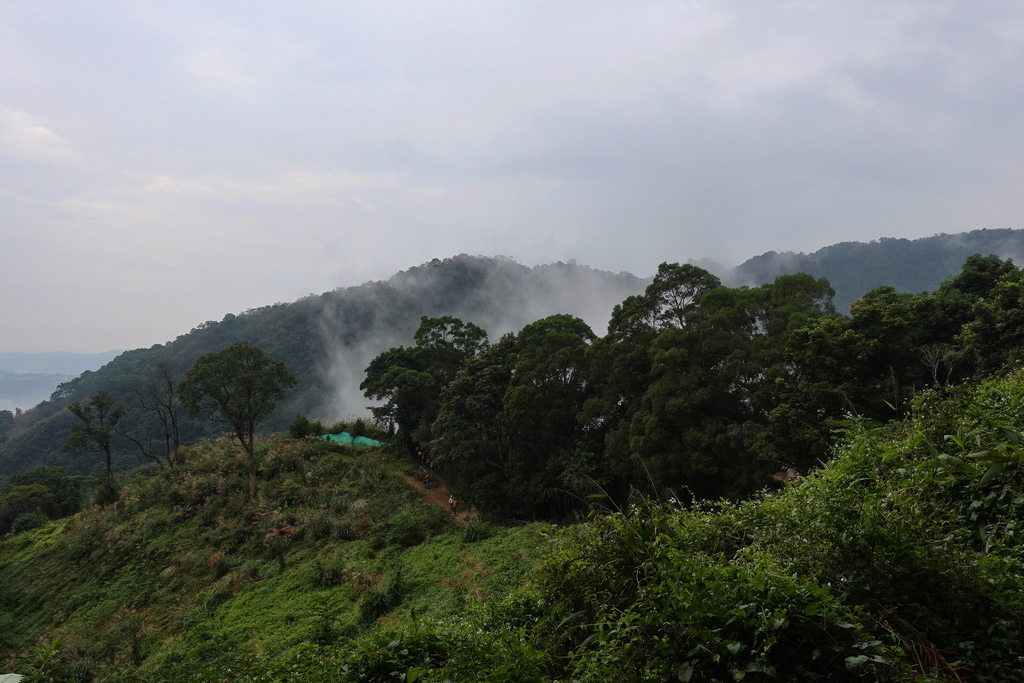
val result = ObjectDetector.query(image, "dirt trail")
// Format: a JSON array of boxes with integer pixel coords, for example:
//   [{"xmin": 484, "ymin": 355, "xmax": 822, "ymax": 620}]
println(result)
[{"xmin": 401, "ymin": 469, "xmax": 475, "ymax": 523}]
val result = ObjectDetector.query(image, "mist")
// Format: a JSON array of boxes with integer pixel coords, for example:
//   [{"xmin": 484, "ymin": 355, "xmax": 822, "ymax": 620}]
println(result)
[
  {"xmin": 312, "ymin": 255, "xmax": 647, "ymax": 419},
  {"xmin": 307, "ymin": 231, "xmax": 1024, "ymax": 420}
]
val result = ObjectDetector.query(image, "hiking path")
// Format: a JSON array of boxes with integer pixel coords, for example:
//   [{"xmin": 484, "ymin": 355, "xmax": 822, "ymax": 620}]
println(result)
[{"xmin": 401, "ymin": 468, "xmax": 475, "ymax": 523}]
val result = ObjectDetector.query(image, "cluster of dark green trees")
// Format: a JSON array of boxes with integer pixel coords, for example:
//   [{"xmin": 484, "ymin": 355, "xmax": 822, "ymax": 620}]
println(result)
[
  {"xmin": 3, "ymin": 234, "xmax": 1019, "ymax": 484},
  {"xmin": 0, "ymin": 343, "xmax": 297, "ymax": 534},
  {"xmin": 0, "ymin": 466, "xmax": 83, "ymax": 535},
  {"xmin": 364, "ymin": 255, "xmax": 1024, "ymax": 519}
]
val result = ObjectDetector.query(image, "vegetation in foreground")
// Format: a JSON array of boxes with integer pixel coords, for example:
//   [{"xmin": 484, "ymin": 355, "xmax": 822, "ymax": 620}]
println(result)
[
  {"xmin": 2, "ymin": 248, "xmax": 1024, "ymax": 680},
  {"xmin": 2, "ymin": 368, "xmax": 1023, "ymax": 681},
  {"xmin": 0, "ymin": 437, "xmax": 548, "ymax": 681}
]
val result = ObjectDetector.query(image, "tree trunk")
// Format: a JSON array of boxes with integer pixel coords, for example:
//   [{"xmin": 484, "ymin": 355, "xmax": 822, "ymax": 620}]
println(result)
[{"xmin": 248, "ymin": 448, "xmax": 259, "ymax": 498}]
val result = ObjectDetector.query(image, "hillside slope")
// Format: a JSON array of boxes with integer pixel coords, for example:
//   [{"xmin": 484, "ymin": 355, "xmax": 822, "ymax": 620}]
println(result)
[
  {"xmin": 3, "ymin": 371, "xmax": 1022, "ymax": 681},
  {"xmin": 0, "ymin": 437, "xmax": 548, "ymax": 681},
  {"xmin": 0, "ymin": 256, "xmax": 645, "ymax": 483}
]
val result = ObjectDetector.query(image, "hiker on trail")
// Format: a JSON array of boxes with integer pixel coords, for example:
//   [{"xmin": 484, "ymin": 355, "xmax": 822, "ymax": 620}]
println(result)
[
  {"xmin": 452, "ymin": 498, "xmax": 459, "ymax": 515},
  {"xmin": 424, "ymin": 473, "xmax": 431, "ymax": 489},
  {"xmin": 447, "ymin": 495, "xmax": 454, "ymax": 509},
  {"xmin": 426, "ymin": 457, "xmax": 432, "ymax": 469}
]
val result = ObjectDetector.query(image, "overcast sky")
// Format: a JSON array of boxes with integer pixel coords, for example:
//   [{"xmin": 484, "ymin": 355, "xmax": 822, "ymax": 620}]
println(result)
[{"xmin": 0, "ymin": 0, "xmax": 1021, "ymax": 353}]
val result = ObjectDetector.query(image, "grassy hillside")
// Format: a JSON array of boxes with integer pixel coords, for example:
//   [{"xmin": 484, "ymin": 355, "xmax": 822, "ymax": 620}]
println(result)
[
  {"xmin": 0, "ymin": 438, "xmax": 550, "ymax": 681},
  {"xmin": 3, "ymin": 369, "xmax": 1023, "ymax": 681}
]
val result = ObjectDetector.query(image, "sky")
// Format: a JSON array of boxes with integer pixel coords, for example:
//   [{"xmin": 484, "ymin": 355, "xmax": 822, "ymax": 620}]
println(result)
[{"xmin": 0, "ymin": 0, "xmax": 1021, "ymax": 354}]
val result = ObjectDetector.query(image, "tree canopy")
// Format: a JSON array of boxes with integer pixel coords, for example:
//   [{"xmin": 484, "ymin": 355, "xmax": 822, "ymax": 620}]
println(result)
[
  {"xmin": 365, "ymin": 255, "xmax": 1024, "ymax": 518},
  {"xmin": 63, "ymin": 390, "xmax": 126, "ymax": 506},
  {"xmin": 178, "ymin": 342, "xmax": 296, "ymax": 497}
]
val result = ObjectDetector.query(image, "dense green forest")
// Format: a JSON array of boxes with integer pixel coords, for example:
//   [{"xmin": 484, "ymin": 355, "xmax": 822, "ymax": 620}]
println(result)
[
  {"xmin": 1, "ymin": 239, "xmax": 1024, "ymax": 679},
  {"xmin": 362, "ymin": 253, "xmax": 1024, "ymax": 519},
  {"xmin": 1, "ymin": 229, "xmax": 1020, "ymax": 486}
]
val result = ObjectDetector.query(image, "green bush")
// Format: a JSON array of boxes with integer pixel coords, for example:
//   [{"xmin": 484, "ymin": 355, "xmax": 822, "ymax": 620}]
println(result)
[
  {"xmin": 310, "ymin": 557, "xmax": 346, "ymax": 588},
  {"xmin": 288, "ymin": 414, "xmax": 313, "ymax": 439},
  {"xmin": 384, "ymin": 511, "xmax": 426, "ymax": 548},
  {"xmin": 459, "ymin": 517, "xmax": 493, "ymax": 543},
  {"xmin": 10, "ymin": 511, "xmax": 47, "ymax": 534},
  {"xmin": 307, "ymin": 513, "xmax": 333, "ymax": 541}
]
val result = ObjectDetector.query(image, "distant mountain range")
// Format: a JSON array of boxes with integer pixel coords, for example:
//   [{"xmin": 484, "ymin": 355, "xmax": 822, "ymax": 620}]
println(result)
[
  {"xmin": 1, "ymin": 228, "xmax": 1020, "ymax": 481},
  {"xmin": 0, "ymin": 351, "xmax": 122, "ymax": 375},
  {"xmin": 726, "ymin": 228, "xmax": 1023, "ymax": 311},
  {"xmin": 0, "ymin": 351, "xmax": 122, "ymax": 413}
]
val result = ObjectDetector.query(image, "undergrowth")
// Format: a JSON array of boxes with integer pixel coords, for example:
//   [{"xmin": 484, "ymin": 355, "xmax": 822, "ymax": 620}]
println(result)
[
  {"xmin": 0, "ymin": 438, "xmax": 549, "ymax": 681},
  {"xmin": 4, "ymin": 371, "xmax": 1024, "ymax": 681}
]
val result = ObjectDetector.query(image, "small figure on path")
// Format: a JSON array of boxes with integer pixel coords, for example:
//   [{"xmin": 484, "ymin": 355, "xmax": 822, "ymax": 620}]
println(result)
[{"xmin": 424, "ymin": 473, "xmax": 432, "ymax": 489}]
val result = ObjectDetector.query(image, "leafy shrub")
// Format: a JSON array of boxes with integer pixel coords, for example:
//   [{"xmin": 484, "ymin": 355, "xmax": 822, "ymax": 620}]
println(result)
[
  {"xmin": 307, "ymin": 513, "xmax": 333, "ymax": 541},
  {"xmin": 359, "ymin": 586, "xmax": 398, "ymax": 623},
  {"xmin": 17, "ymin": 638, "xmax": 96, "ymax": 683},
  {"xmin": 310, "ymin": 557, "xmax": 347, "ymax": 588},
  {"xmin": 384, "ymin": 511, "xmax": 427, "ymax": 548},
  {"xmin": 10, "ymin": 511, "xmax": 47, "ymax": 534},
  {"xmin": 239, "ymin": 559, "xmax": 262, "ymax": 583},
  {"xmin": 460, "ymin": 517, "xmax": 493, "ymax": 543},
  {"xmin": 340, "ymin": 628, "xmax": 453, "ymax": 681},
  {"xmin": 209, "ymin": 551, "xmax": 232, "ymax": 579},
  {"xmin": 288, "ymin": 414, "xmax": 313, "ymax": 439}
]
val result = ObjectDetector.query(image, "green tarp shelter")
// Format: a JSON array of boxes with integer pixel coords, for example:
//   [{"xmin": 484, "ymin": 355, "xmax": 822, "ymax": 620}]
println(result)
[{"xmin": 311, "ymin": 432, "xmax": 384, "ymax": 448}]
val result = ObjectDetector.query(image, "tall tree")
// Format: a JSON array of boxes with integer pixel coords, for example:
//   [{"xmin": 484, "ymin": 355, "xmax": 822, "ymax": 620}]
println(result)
[
  {"xmin": 0, "ymin": 409, "xmax": 13, "ymax": 440},
  {"xmin": 958, "ymin": 266, "xmax": 1024, "ymax": 377},
  {"xmin": 118, "ymin": 363, "xmax": 183, "ymax": 468},
  {"xmin": 432, "ymin": 316, "xmax": 598, "ymax": 518},
  {"xmin": 178, "ymin": 343, "xmax": 297, "ymax": 497},
  {"xmin": 361, "ymin": 316, "xmax": 488, "ymax": 445},
  {"xmin": 613, "ymin": 273, "xmax": 837, "ymax": 498},
  {"xmin": 503, "ymin": 314, "xmax": 597, "ymax": 517},
  {"xmin": 647, "ymin": 262, "xmax": 721, "ymax": 330},
  {"xmin": 63, "ymin": 390, "xmax": 126, "ymax": 506},
  {"xmin": 432, "ymin": 333, "xmax": 517, "ymax": 515},
  {"xmin": 413, "ymin": 315, "xmax": 489, "ymax": 385},
  {"xmin": 583, "ymin": 263, "xmax": 723, "ymax": 495}
]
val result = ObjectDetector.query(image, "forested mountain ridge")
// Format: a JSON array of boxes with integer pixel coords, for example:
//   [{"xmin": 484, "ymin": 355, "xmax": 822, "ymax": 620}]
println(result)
[
  {"xmin": 0, "ymin": 256, "xmax": 645, "ymax": 483},
  {"xmin": 1, "ymin": 229, "xmax": 1021, "ymax": 484},
  {"xmin": 730, "ymin": 228, "xmax": 1023, "ymax": 311}
]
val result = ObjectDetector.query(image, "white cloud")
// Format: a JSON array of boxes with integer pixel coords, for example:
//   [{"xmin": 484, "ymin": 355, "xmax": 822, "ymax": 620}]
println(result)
[{"xmin": 0, "ymin": 108, "xmax": 78, "ymax": 163}]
